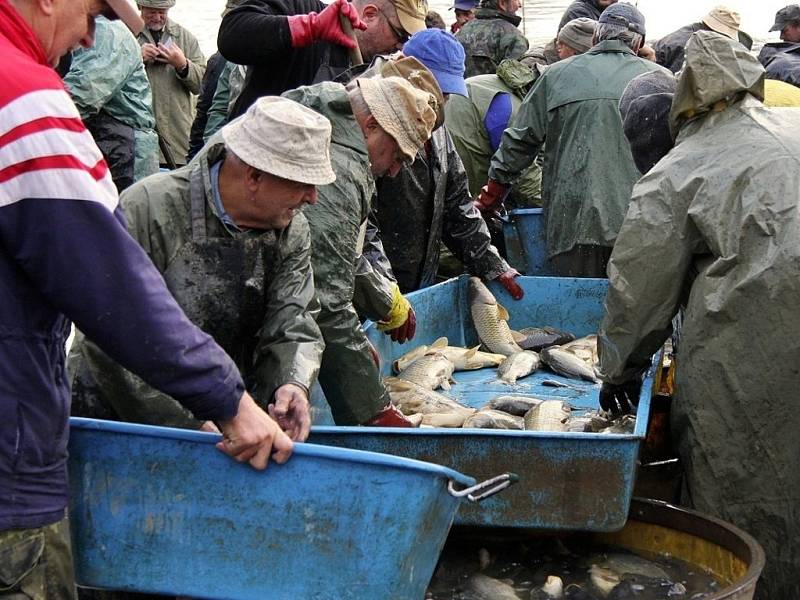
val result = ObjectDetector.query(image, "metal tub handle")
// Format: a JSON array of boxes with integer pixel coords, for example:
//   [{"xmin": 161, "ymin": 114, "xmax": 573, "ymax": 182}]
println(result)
[{"xmin": 448, "ymin": 473, "xmax": 519, "ymax": 503}]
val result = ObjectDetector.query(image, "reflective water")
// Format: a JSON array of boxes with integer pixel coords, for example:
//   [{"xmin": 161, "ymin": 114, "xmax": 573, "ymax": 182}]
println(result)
[{"xmin": 170, "ymin": 0, "xmax": 787, "ymax": 58}]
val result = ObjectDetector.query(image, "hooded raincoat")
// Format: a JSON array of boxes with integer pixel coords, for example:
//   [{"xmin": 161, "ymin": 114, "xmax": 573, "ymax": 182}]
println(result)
[
  {"xmin": 138, "ymin": 19, "xmax": 205, "ymax": 165},
  {"xmin": 69, "ymin": 139, "xmax": 324, "ymax": 428},
  {"xmin": 598, "ymin": 31, "xmax": 800, "ymax": 600},
  {"xmin": 282, "ymin": 82, "xmax": 391, "ymax": 424},
  {"xmin": 488, "ymin": 40, "xmax": 667, "ymax": 262},
  {"xmin": 758, "ymin": 41, "xmax": 800, "ymax": 88},
  {"xmin": 64, "ymin": 17, "xmax": 158, "ymax": 191},
  {"xmin": 456, "ymin": 8, "xmax": 529, "ymax": 78}
]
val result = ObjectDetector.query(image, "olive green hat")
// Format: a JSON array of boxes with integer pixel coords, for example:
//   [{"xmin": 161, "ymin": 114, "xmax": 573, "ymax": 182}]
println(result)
[{"xmin": 137, "ymin": 0, "xmax": 176, "ymax": 8}]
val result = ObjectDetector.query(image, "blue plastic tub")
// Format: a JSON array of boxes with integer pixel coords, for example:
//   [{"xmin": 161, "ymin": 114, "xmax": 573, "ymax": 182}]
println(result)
[
  {"xmin": 502, "ymin": 208, "xmax": 554, "ymax": 275},
  {"xmin": 310, "ymin": 275, "xmax": 655, "ymax": 531},
  {"xmin": 68, "ymin": 418, "xmax": 502, "ymax": 599}
]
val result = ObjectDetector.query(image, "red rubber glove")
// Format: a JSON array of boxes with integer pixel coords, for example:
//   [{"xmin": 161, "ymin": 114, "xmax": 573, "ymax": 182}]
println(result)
[
  {"xmin": 474, "ymin": 180, "xmax": 509, "ymax": 213},
  {"xmin": 495, "ymin": 268, "xmax": 524, "ymax": 300},
  {"xmin": 287, "ymin": 0, "xmax": 366, "ymax": 49},
  {"xmin": 388, "ymin": 306, "xmax": 416, "ymax": 344}
]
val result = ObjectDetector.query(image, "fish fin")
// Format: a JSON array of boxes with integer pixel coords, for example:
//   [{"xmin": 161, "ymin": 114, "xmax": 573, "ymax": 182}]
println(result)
[
  {"xmin": 510, "ymin": 329, "xmax": 527, "ymax": 343},
  {"xmin": 496, "ymin": 303, "xmax": 511, "ymax": 321},
  {"xmin": 384, "ymin": 377, "xmax": 413, "ymax": 391},
  {"xmin": 431, "ymin": 337, "xmax": 448, "ymax": 349},
  {"xmin": 465, "ymin": 345, "xmax": 480, "ymax": 358},
  {"xmin": 440, "ymin": 379, "xmax": 452, "ymax": 391}
]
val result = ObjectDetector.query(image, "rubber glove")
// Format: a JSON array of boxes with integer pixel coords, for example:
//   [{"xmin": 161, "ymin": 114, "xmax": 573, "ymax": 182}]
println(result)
[
  {"xmin": 287, "ymin": 0, "xmax": 367, "ymax": 49},
  {"xmin": 364, "ymin": 403, "xmax": 414, "ymax": 427},
  {"xmin": 494, "ymin": 268, "xmax": 524, "ymax": 300},
  {"xmin": 377, "ymin": 284, "xmax": 417, "ymax": 344},
  {"xmin": 474, "ymin": 180, "xmax": 509, "ymax": 213},
  {"xmin": 599, "ymin": 378, "xmax": 643, "ymax": 416}
]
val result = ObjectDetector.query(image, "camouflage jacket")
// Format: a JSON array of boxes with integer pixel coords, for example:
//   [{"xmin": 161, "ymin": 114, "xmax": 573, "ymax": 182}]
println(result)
[
  {"xmin": 69, "ymin": 139, "xmax": 324, "ymax": 429},
  {"xmin": 456, "ymin": 8, "xmax": 529, "ymax": 78}
]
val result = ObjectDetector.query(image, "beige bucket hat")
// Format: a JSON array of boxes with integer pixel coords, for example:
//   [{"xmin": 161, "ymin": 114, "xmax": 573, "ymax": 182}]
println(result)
[
  {"xmin": 221, "ymin": 97, "xmax": 336, "ymax": 186},
  {"xmin": 137, "ymin": 0, "xmax": 176, "ymax": 8},
  {"xmin": 702, "ymin": 5, "xmax": 740, "ymax": 40},
  {"xmin": 357, "ymin": 76, "xmax": 437, "ymax": 161},
  {"xmin": 392, "ymin": 0, "xmax": 428, "ymax": 35},
  {"xmin": 379, "ymin": 56, "xmax": 445, "ymax": 129}
]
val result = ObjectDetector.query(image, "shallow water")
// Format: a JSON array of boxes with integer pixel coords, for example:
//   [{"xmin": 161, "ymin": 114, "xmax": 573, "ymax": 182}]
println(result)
[
  {"xmin": 426, "ymin": 535, "xmax": 721, "ymax": 600},
  {"xmin": 170, "ymin": 0, "xmax": 787, "ymax": 58}
]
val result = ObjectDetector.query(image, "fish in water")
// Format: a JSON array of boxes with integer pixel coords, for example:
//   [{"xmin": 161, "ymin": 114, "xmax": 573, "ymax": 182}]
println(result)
[
  {"xmin": 497, "ymin": 350, "xmax": 540, "ymax": 384},
  {"xmin": 396, "ymin": 352, "xmax": 454, "ymax": 391},
  {"xmin": 384, "ymin": 377, "xmax": 475, "ymax": 426},
  {"xmin": 392, "ymin": 337, "xmax": 448, "ymax": 373},
  {"xmin": 463, "ymin": 409, "xmax": 524, "ymax": 430},
  {"xmin": 589, "ymin": 565, "xmax": 621, "ymax": 597},
  {"xmin": 441, "ymin": 345, "xmax": 506, "ymax": 371},
  {"xmin": 468, "ymin": 277, "xmax": 523, "ymax": 356},
  {"xmin": 465, "ymin": 573, "xmax": 522, "ymax": 600},
  {"xmin": 541, "ymin": 346, "xmax": 599, "ymax": 383},
  {"xmin": 516, "ymin": 326, "xmax": 576, "ymax": 351},
  {"xmin": 484, "ymin": 395, "xmax": 544, "ymax": 416},
  {"xmin": 524, "ymin": 400, "xmax": 571, "ymax": 432}
]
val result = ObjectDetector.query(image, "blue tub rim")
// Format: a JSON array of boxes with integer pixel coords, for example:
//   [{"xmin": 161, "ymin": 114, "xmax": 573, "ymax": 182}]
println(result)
[{"xmin": 69, "ymin": 417, "xmax": 476, "ymax": 488}]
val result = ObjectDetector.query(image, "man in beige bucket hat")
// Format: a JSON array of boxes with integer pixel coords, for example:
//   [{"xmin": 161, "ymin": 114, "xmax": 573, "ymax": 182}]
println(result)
[
  {"xmin": 71, "ymin": 97, "xmax": 330, "ymax": 448},
  {"xmin": 653, "ymin": 4, "xmax": 753, "ymax": 74},
  {"xmin": 283, "ymin": 76, "xmax": 435, "ymax": 427}
]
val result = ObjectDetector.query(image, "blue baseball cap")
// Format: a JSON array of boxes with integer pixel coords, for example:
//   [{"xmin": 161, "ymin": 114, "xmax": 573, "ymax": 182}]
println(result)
[
  {"xmin": 598, "ymin": 2, "xmax": 646, "ymax": 37},
  {"xmin": 451, "ymin": 0, "xmax": 476, "ymax": 10},
  {"xmin": 402, "ymin": 29, "xmax": 467, "ymax": 96}
]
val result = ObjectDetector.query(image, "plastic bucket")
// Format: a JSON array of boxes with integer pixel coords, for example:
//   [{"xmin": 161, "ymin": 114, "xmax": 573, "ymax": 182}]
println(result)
[{"xmin": 503, "ymin": 208, "xmax": 553, "ymax": 276}]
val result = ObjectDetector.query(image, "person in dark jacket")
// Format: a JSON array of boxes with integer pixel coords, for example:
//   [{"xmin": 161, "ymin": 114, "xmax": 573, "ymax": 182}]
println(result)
[
  {"xmin": 758, "ymin": 5, "xmax": 800, "ymax": 87},
  {"xmin": 653, "ymin": 5, "xmax": 753, "ymax": 74},
  {"xmin": 450, "ymin": 0, "xmax": 475, "ymax": 34},
  {"xmin": 455, "ymin": 0, "xmax": 528, "ymax": 77},
  {"xmin": 370, "ymin": 31, "xmax": 521, "ymax": 297},
  {"xmin": 557, "ymin": 0, "xmax": 615, "ymax": 31},
  {"xmin": 0, "ymin": 0, "xmax": 298, "ymax": 597},
  {"xmin": 218, "ymin": 0, "xmax": 427, "ymax": 119},
  {"xmin": 187, "ymin": 51, "xmax": 228, "ymax": 160}
]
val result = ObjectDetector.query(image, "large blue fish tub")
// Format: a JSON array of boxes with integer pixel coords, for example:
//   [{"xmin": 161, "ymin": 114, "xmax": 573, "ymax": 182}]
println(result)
[
  {"xmin": 68, "ymin": 418, "xmax": 511, "ymax": 599},
  {"xmin": 502, "ymin": 208, "xmax": 553, "ymax": 275},
  {"xmin": 310, "ymin": 275, "xmax": 655, "ymax": 532}
]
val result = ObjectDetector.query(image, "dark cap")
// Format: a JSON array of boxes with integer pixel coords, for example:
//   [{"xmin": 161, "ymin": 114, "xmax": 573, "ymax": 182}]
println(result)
[
  {"xmin": 770, "ymin": 4, "xmax": 800, "ymax": 32},
  {"xmin": 451, "ymin": 0, "xmax": 476, "ymax": 10},
  {"xmin": 598, "ymin": 2, "xmax": 646, "ymax": 37}
]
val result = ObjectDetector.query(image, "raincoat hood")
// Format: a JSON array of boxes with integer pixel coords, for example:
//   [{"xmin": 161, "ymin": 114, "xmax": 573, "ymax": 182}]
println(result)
[{"xmin": 669, "ymin": 30, "xmax": 765, "ymax": 136}]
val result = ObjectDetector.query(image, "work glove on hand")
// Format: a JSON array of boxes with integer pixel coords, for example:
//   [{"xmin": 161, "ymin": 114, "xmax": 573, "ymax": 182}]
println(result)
[
  {"xmin": 494, "ymin": 268, "xmax": 524, "ymax": 300},
  {"xmin": 364, "ymin": 403, "xmax": 415, "ymax": 427},
  {"xmin": 474, "ymin": 180, "xmax": 509, "ymax": 213},
  {"xmin": 377, "ymin": 284, "xmax": 417, "ymax": 344},
  {"xmin": 287, "ymin": 0, "xmax": 366, "ymax": 49},
  {"xmin": 599, "ymin": 377, "xmax": 644, "ymax": 417}
]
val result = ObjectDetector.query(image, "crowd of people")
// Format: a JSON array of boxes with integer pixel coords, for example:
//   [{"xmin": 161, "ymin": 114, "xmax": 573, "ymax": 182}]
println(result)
[{"xmin": 1, "ymin": 0, "xmax": 798, "ymax": 597}]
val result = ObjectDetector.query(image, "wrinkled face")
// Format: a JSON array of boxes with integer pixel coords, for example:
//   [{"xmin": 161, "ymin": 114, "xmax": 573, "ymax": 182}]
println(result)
[
  {"xmin": 356, "ymin": 4, "xmax": 409, "ymax": 60},
  {"xmin": 498, "ymin": 0, "xmax": 521, "ymax": 14},
  {"xmin": 455, "ymin": 9, "xmax": 475, "ymax": 24},
  {"xmin": 248, "ymin": 171, "xmax": 318, "ymax": 230},
  {"xmin": 139, "ymin": 5, "xmax": 169, "ymax": 30},
  {"xmin": 783, "ymin": 22, "xmax": 800, "ymax": 43},
  {"xmin": 596, "ymin": 0, "xmax": 618, "ymax": 8},
  {"xmin": 364, "ymin": 123, "xmax": 408, "ymax": 178},
  {"xmin": 41, "ymin": 0, "xmax": 106, "ymax": 66}
]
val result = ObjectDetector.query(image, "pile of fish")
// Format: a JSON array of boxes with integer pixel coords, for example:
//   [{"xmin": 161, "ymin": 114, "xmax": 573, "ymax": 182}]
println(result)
[{"xmin": 382, "ymin": 279, "xmax": 636, "ymax": 433}]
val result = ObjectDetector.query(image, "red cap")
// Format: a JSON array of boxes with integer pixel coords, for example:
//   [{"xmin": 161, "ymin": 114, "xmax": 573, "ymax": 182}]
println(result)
[{"xmin": 104, "ymin": 0, "xmax": 145, "ymax": 36}]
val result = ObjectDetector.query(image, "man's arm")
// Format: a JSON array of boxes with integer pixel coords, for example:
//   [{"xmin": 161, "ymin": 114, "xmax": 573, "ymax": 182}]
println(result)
[
  {"xmin": 598, "ymin": 169, "xmax": 701, "ymax": 384},
  {"xmin": 177, "ymin": 31, "xmax": 206, "ymax": 95},
  {"xmin": 353, "ymin": 215, "xmax": 397, "ymax": 322}
]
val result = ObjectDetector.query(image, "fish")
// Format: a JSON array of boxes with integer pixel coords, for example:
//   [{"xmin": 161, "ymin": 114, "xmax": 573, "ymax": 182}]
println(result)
[
  {"xmin": 468, "ymin": 277, "xmax": 523, "ymax": 356},
  {"xmin": 598, "ymin": 415, "xmax": 637, "ymax": 435},
  {"xmin": 542, "ymin": 379, "xmax": 587, "ymax": 391},
  {"xmin": 516, "ymin": 326, "xmax": 576, "ymax": 351},
  {"xmin": 465, "ymin": 573, "xmax": 522, "ymax": 600},
  {"xmin": 523, "ymin": 400, "xmax": 571, "ymax": 432},
  {"xmin": 565, "ymin": 412, "xmax": 613, "ymax": 433},
  {"xmin": 392, "ymin": 337, "xmax": 448, "ymax": 373},
  {"xmin": 462, "ymin": 409, "xmax": 524, "ymax": 430},
  {"xmin": 541, "ymin": 346, "xmax": 599, "ymax": 383},
  {"xmin": 589, "ymin": 565, "xmax": 621, "ymax": 597},
  {"xmin": 595, "ymin": 553, "xmax": 669, "ymax": 581},
  {"xmin": 384, "ymin": 378, "xmax": 475, "ymax": 425},
  {"xmin": 396, "ymin": 352, "xmax": 454, "ymax": 391},
  {"xmin": 441, "ymin": 345, "xmax": 507, "ymax": 371},
  {"xmin": 421, "ymin": 412, "xmax": 474, "ymax": 428},
  {"xmin": 497, "ymin": 350, "xmax": 540, "ymax": 384},
  {"xmin": 484, "ymin": 395, "xmax": 544, "ymax": 416},
  {"xmin": 542, "ymin": 575, "xmax": 564, "ymax": 598}
]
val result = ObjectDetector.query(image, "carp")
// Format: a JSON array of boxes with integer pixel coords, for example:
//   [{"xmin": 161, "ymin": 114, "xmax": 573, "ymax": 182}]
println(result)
[
  {"xmin": 465, "ymin": 573, "xmax": 522, "ymax": 600},
  {"xmin": 441, "ymin": 345, "xmax": 506, "ymax": 371},
  {"xmin": 516, "ymin": 326, "xmax": 576, "ymax": 351},
  {"xmin": 541, "ymin": 346, "xmax": 599, "ymax": 383},
  {"xmin": 484, "ymin": 395, "xmax": 544, "ymax": 416},
  {"xmin": 392, "ymin": 337, "xmax": 448, "ymax": 373},
  {"xmin": 396, "ymin": 352, "xmax": 454, "ymax": 391},
  {"xmin": 497, "ymin": 350, "xmax": 540, "ymax": 384},
  {"xmin": 462, "ymin": 409, "xmax": 524, "ymax": 430},
  {"xmin": 523, "ymin": 400, "xmax": 571, "ymax": 432},
  {"xmin": 384, "ymin": 378, "xmax": 474, "ymax": 425},
  {"xmin": 468, "ymin": 277, "xmax": 523, "ymax": 356}
]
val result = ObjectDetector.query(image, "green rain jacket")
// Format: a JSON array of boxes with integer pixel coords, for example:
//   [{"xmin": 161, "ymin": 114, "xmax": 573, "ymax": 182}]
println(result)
[
  {"xmin": 598, "ymin": 31, "xmax": 800, "ymax": 600},
  {"xmin": 64, "ymin": 17, "xmax": 158, "ymax": 185},
  {"xmin": 138, "ymin": 19, "xmax": 205, "ymax": 165},
  {"xmin": 445, "ymin": 62, "xmax": 542, "ymax": 208},
  {"xmin": 283, "ymin": 82, "xmax": 391, "ymax": 424},
  {"xmin": 488, "ymin": 40, "xmax": 667, "ymax": 259},
  {"xmin": 69, "ymin": 140, "xmax": 324, "ymax": 429},
  {"xmin": 456, "ymin": 8, "xmax": 529, "ymax": 78}
]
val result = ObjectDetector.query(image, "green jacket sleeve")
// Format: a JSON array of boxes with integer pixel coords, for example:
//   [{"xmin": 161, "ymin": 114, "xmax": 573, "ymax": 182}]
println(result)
[
  {"xmin": 252, "ymin": 214, "xmax": 324, "ymax": 403},
  {"xmin": 597, "ymin": 168, "xmax": 703, "ymax": 384},
  {"xmin": 353, "ymin": 217, "xmax": 397, "ymax": 322},
  {"xmin": 204, "ymin": 61, "xmax": 234, "ymax": 143},
  {"xmin": 488, "ymin": 72, "xmax": 549, "ymax": 186}
]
